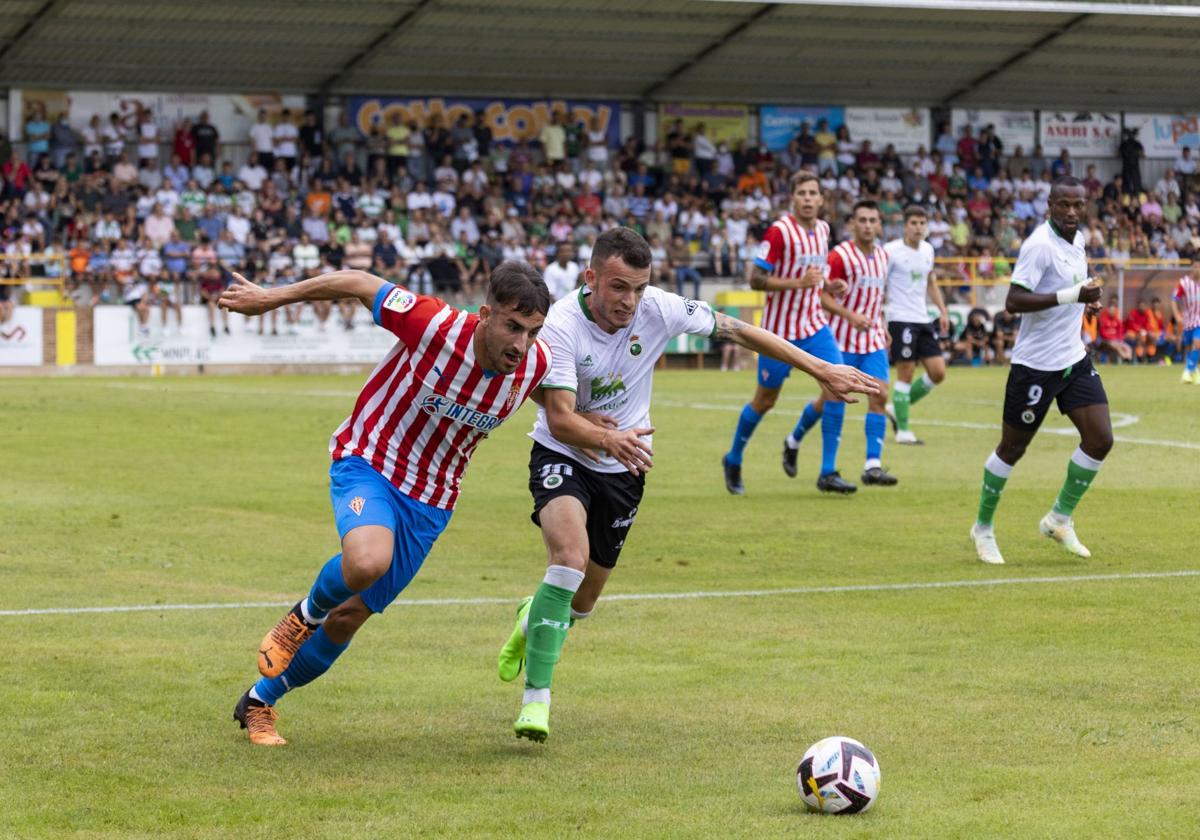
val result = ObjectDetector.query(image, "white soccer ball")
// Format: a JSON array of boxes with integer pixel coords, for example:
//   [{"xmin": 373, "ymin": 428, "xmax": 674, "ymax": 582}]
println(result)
[{"xmin": 796, "ymin": 735, "xmax": 881, "ymax": 814}]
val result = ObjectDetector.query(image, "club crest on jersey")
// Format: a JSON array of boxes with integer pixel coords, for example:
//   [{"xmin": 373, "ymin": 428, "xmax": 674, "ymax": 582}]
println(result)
[
  {"xmin": 504, "ymin": 382, "xmax": 521, "ymax": 412},
  {"xmin": 349, "ymin": 496, "xmax": 366, "ymax": 516},
  {"xmin": 383, "ymin": 287, "xmax": 417, "ymax": 314},
  {"xmin": 420, "ymin": 393, "xmax": 502, "ymax": 431},
  {"xmin": 629, "ymin": 335, "xmax": 642, "ymax": 357}
]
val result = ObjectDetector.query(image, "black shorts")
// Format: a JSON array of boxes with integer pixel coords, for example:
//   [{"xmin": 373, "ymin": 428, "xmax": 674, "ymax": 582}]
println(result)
[
  {"xmin": 1003, "ymin": 356, "xmax": 1108, "ymax": 431},
  {"xmin": 888, "ymin": 320, "xmax": 941, "ymax": 363},
  {"xmin": 528, "ymin": 442, "xmax": 645, "ymax": 570}
]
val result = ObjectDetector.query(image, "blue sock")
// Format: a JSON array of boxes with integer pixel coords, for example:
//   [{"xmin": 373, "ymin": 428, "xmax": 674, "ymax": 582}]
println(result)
[
  {"xmin": 307, "ymin": 554, "xmax": 355, "ymax": 620},
  {"xmin": 726, "ymin": 404, "xmax": 761, "ymax": 466},
  {"xmin": 864, "ymin": 412, "xmax": 887, "ymax": 463},
  {"xmin": 1188, "ymin": 348, "xmax": 1199, "ymax": 372},
  {"xmin": 790, "ymin": 401, "xmax": 822, "ymax": 443},
  {"xmin": 820, "ymin": 402, "xmax": 845, "ymax": 475},
  {"xmin": 252, "ymin": 627, "xmax": 350, "ymax": 705}
]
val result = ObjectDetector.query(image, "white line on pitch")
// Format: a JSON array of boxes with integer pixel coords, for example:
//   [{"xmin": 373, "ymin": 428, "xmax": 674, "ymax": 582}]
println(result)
[{"xmin": 2, "ymin": 570, "xmax": 1197, "ymax": 618}]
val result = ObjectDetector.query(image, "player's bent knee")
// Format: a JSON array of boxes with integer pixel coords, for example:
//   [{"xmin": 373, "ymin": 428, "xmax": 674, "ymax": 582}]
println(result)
[
  {"xmin": 340, "ymin": 528, "xmax": 394, "ymax": 590},
  {"xmin": 1084, "ymin": 432, "xmax": 1114, "ymax": 460}
]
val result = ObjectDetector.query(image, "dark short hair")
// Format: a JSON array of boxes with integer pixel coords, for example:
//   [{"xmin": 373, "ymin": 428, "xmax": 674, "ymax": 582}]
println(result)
[
  {"xmin": 590, "ymin": 227, "xmax": 651, "ymax": 271},
  {"xmin": 789, "ymin": 169, "xmax": 819, "ymax": 191},
  {"xmin": 1050, "ymin": 176, "xmax": 1084, "ymax": 197},
  {"xmin": 487, "ymin": 261, "xmax": 550, "ymax": 316},
  {"xmin": 852, "ymin": 199, "xmax": 879, "ymax": 215},
  {"xmin": 903, "ymin": 204, "xmax": 928, "ymax": 220}
]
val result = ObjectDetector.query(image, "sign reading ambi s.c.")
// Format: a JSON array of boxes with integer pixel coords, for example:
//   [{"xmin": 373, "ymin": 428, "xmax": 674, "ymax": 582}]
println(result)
[{"xmin": 347, "ymin": 96, "xmax": 620, "ymax": 146}]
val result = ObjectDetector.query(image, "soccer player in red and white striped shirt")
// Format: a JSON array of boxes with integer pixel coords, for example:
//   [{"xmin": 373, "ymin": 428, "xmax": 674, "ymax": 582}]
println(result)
[
  {"xmin": 819, "ymin": 200, "xmax": 898, "ymax": 486},
  {"xmin": 217, "ymin": 263, "xmax": 551, "ymax": 746},
  {"xmin": 723, "ymin": 170, "xmax": 858, "ymax": 495},
  {"xmin": 1172, "ymin": 274, "xmax": 1200, "ymax": 382}
]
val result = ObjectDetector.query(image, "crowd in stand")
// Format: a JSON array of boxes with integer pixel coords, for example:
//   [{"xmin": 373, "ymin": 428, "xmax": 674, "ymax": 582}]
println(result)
[{"xmin": 0, "ymin": 101, "xmax": 1195, "ymax": 354}]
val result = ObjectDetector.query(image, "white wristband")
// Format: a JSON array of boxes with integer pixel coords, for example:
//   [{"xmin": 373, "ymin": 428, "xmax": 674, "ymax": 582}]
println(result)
[{"xmin": 1055, "ymin": 285, "xmax": 1083, "ymax": 305}]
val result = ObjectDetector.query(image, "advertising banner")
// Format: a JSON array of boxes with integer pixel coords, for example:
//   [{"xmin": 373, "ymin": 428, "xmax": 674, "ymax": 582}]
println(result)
[
  {"xmin": 93, "ymin": 305, "xmax": 398, "ymax": 366},
  {"xmin": 1124, "ymin": 113, "xmax": 1200, "ymax": 159},
  {"xmin": 0, "ymin": 305, "xmax": 43, "ymax": 365},
  {"xmin": 759, "ymin": 105, "xmax": 843, "ymax": 151},
  {"xmin": 20, "ymin": 89, "xmax": 304, "ymax": 146},
  {"xmin": 1039, "ymin": 112, "xmax": 1120, "ymax": 156},
  {"xmin": 658, "ymin": 102, "xmax": 750, "ymax": 146},
  {"xmin": 348, "ymin": 96, "xmax": 620, "ymax": 146},
  {"xmin": 951, "ymin": 109, "xmax": 1036, "ymax": 151},
  {"xmin": 843, "ymin": 108, "xmax": 930, "ymax": 154}
]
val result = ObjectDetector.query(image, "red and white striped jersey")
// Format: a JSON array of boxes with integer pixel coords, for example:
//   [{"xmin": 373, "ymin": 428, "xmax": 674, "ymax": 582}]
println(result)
[
  {"xmin": 826, "ymin": 240, "xmax": 889, "ymax": 354},
  {"xmin": 330, "ymin": 283, "xmax": 551, "ymax": 510},
  {"xmin": 754, "ymin": 215, "xmax": 830, "ymax": 341},
  {"xmin": 1174, "ymin": 275, "xmax": 1200, "ymax": 329}
]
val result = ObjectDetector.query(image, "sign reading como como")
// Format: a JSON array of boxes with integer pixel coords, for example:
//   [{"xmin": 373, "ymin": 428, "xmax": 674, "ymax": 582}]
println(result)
[{"xmin": 348, "ymin": 96, "xmax": 619, "ymax": 146}]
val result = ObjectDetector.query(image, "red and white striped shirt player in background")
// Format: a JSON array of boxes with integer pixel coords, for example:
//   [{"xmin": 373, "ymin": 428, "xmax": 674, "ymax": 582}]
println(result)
[
  {"xmin": 217, "ymin": 262, "xmax": 551, "ymax": 747},
  {"xmin": 722, "ymin": 169, "xmax": 861, "ymax": 497},
  {"xmin": 817, "ymin": 199, "xmax": 900, "ymax": 487},
  {"xmin": 1172, "ymin": 273, "xmax": 1200, "ymax": 382}
]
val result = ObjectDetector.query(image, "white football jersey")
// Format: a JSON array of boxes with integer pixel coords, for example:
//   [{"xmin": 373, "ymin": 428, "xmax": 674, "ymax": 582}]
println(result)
[
  {"xmin": 883, "ymin": 238, "xmax": 936, "ymax": 324},
  {"xmin": 530, "ymin": 285, "xmax": 717, "ymax": 473},
  {"xmin": 1010, "ymin": 221, "xmax": 1089, "ymax": 371}
]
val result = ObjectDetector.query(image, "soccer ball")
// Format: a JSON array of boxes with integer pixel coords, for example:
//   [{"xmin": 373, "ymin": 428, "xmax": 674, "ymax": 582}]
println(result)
[{"xmin": 796, "ymin": 736, "xmax": 881, "ymax": 814}]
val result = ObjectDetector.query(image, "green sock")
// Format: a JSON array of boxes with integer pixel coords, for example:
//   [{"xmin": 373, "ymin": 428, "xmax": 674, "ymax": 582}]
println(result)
[
  {"xmin": 892, "ymin": 382, "xmax": 911, "ymax": 431},
  {"xmin": 977, "ymin": 453, "xmax": 1013, "ymax": 527},
  {"xmin": 910, "ymin": 373, "xmax": 935, "ymax": 405},
  {"xmin": 524, "ymin": 566, "xmax": 583, "ymax": 691},
  {"xmin": 1052, "ymin": 448, "xmax": 1103, "ymax": 517}
]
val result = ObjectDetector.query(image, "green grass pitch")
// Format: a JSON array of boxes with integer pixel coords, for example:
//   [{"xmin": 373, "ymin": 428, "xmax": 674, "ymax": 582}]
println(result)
[{"xmin": 2, "ymin": 366, "xmax": 1198, "ymax": 838}]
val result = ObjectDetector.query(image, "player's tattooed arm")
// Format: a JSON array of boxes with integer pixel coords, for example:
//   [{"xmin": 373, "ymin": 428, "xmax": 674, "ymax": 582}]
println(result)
[
  {"xmin": 748, "ymin": 262, "xmax": 771, "ymax": 292},
  {"xmin": 715, "ymin": 312, "xmax": 880, "ymax": 401}
]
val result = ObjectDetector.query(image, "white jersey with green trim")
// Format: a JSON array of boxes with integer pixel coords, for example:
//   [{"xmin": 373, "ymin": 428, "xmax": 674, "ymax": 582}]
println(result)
[
  {"xmin": 530, "ymin": 285, "xmax": 717, "ymax": 473},
  {"xmin": 883, "ymin": 238, "xmax": 935, "ymax": 323},
  {"xmin": 1010, "ymin": 220, "xmax": 1089, "ymax": 371}
]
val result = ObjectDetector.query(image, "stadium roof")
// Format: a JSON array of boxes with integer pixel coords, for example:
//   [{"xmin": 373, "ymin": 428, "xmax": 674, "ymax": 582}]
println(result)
[{"xmin": 0, "ymin": 0, "xmax": 1198, "ymax": 111}]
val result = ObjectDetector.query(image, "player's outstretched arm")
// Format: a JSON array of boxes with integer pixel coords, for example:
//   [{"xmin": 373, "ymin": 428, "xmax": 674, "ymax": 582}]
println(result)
[
  {"xmin": 219, "ymin": 270, "xmax": 387, "ymax": 315},
  {"xmin": 539, "ymin": 387, "xmax": 655, "ymax": 476},
  {"xmin": 712, "ymin": 311, "xmax": 879, "ymax": 402},
  {"xmin": 1006, "ymin": 279, "xmax": 1102, "ymax": 314}
]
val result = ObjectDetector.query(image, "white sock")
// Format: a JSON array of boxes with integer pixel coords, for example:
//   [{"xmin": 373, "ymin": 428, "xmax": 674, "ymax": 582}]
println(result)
[
  {"xmin": 920, "ymin": 372, "xmax": 935, "ymax": 390},
  {"xmin": 1071, "ymin": 447, "xmax": 1104, "ymax": 471},
  {"xmin": 523, "ymin": 687, "xmax": 551, "ymax": 706},
  {"xmin": 893, "ymin": 380, "xmax": 911, "ymax": 395},
  {"xmin": 785, "ymin": 434, "xmax": 800, "ymax": 450},
  {"xmin": 520, "ymin": 612, "xmax": 529, "ymax": 636},
  {"xmin": 984, "ymin": 451, "xmax": 1014, "ymax": 478},
  {"xmin": 1047, "ymin": 510, "xmax": 1071, "ymax": 525},
  {"xmin": 544, "ymin": 564, "xmax": 585, "ymax": 591},
  {"xmin": 864, "ymin": 458, "xmax": 881, "ymax": 471},
  {"xmin": 248, "ymin": 686, "xmax": 266, "ymax": 703},
  {"xmin": 300, "ymin": 598, "xmax": 326, "ymax": 626}
]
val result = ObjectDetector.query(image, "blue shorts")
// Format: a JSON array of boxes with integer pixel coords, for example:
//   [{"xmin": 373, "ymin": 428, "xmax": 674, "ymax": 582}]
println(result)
[
  {"xmin": 329, "ymin": 456, "xmax": 453, "ymax": 614},
  {"xmin": 841, "ymin": 349, "xmax": 889, "ymax": 383},
  {"xmin": 758, "ymin": 326, "xmax": 844, "ymax": 389},
  {"xmin": 1184, "ymin": 327, "xmax": 1200, "ymax": 345}
]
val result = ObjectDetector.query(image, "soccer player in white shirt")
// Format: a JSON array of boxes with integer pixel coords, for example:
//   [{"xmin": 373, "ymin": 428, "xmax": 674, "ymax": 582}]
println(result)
[
  {"xmin": 883, "ymin": 206, "xmax": 950, "ymax": 444},
  {"xmin": 495, "ymin": 228, "xmax": 879, "ymax": 743},
  {"xmin": 971, "ymin": 177, "xmax": 1109, "ymax": 566}
]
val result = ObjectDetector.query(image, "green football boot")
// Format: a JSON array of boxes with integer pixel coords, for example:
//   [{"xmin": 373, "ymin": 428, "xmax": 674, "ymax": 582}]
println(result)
[
  {"xmin": 497, "ymin": 596, "xmax": 533, "ymax": 682},
  {"xmin": 514, "ymin": 701, "xmax": 549, "ymax": 743}
]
